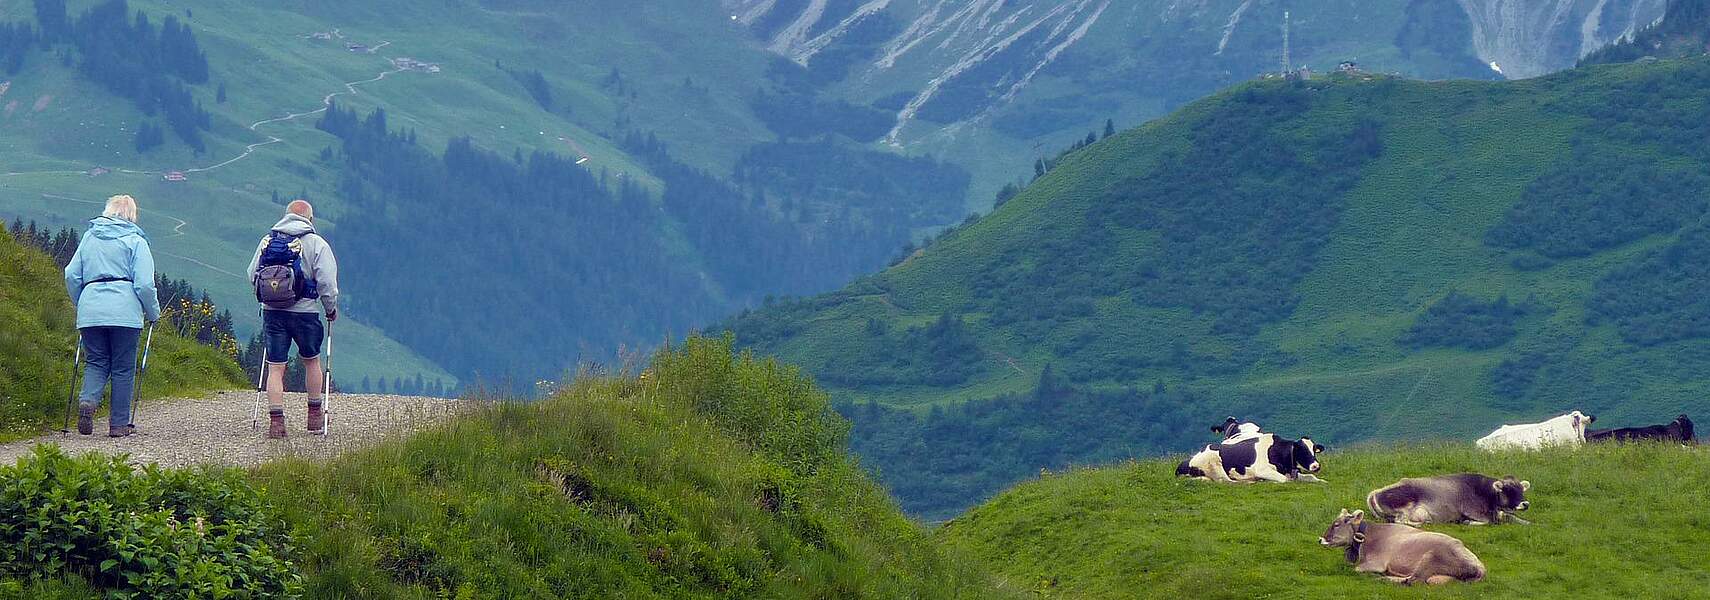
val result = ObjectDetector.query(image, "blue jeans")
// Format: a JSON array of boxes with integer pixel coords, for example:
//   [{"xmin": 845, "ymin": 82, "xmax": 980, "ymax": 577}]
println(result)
[{"xmin": 79, "ymin": 326, "xmax": 141, "ymax": 426}]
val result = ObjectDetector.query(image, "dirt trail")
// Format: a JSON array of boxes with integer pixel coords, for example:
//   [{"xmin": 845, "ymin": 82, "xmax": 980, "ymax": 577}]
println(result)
[{"xmin": 0, "ymin": 391, "xmax": 464, "ymax": 469}]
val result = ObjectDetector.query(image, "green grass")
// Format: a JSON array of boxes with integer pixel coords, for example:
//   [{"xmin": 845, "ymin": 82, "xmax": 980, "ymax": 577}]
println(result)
[
  {"xmin": 248, "ymin": 337, "xmax": 1016, "ymax": 599},
  {"xmin": 0, "ymin": 226, "xmax": 243, "ymax": 441},
  {"xmin": 940, "ymin": 443, "xmax": 1710, "ymax": 599}
]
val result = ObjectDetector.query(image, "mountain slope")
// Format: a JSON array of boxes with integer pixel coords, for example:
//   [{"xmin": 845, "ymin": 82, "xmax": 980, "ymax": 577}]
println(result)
[
  {"xmin": 0, "ymin": 225, "xmax": 243, "ymax": 440},
  {"xmin": 0, "ymin": 0, "xmax": 968, "ymax": 386},
  {"xmin": 940, "ymin": 444, "xmax": 1710, "ymax": 599},
  {"xmin": 0, "ymin": 0, "xmax": 1672, "ymax": 390},
  {"xmin": 725, "ymin": 56, "xmax": 1710, "ymax": 518}
]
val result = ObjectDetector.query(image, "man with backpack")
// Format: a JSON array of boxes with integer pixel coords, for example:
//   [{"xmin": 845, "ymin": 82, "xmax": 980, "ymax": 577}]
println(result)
[{"xmin": 247, "ymin": 200, "xmax": 339, "ymax": 439}]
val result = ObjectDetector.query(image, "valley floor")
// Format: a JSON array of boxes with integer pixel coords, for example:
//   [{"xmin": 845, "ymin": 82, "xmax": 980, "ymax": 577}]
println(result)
[{"xmin": 0, "ymin": 391, "xmax": 462, "ymax": 469}]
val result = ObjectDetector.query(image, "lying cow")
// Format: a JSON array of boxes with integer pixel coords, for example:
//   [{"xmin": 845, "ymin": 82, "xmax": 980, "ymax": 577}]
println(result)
[
  {"xmin": 1366, "ymin": 474, "xmax": 1531, "ymax": 526},
  {"xmin": 1320, "ymin": 509, "xmax": 1486, "ymax": 585},
  {"xmin": 1175, "ymin": 433, "xmax": 1326, "ymax": 483},
  {"xmin": 1475, "ymin": 410, "xmax": 1594, "ymax": 450},
  {"xmin": 1211, "ymin": 416, "xmax": 1263, "ymax": 442},
  {"xmin": 1587, "ymin": 414, "xmax": 1695, "ymax": 445}
]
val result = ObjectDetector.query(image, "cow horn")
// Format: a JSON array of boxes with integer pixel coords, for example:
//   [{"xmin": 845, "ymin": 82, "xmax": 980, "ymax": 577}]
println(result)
[
  {"xmin": 1492, "ymin": 481, "xmax": 1505, "ymax": 493},
  {"xmin": 1520, "ymin": 480, "xmax": 1531, "ymax": 492},
  {"xmin": 1337, "ymin": 508, "xmax": 1350, "ymax": 518}
]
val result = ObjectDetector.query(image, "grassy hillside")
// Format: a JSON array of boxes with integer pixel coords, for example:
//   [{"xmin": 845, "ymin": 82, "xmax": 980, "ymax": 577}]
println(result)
[
  {"xmin": 0, "ymin": 225, "xmax": 243, "ymax": 441},
  {"xmin": 1, "ymin": 337, "xmax": 1016, "ymax": 598},
  {"xmin": 249, "ymin": 336, "xmax": 1016, "ymax": 599},
  {"xmin": 725, "ymin": 56, "xmax": 1710, "ymax": 517},
  {"xmin": 940, "ymin": 443, "xmax": 1710, "ymax": 599}
]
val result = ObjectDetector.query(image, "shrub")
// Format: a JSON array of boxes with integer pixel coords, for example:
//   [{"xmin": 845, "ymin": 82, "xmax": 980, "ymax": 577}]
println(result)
[
  {"xmin": 1398, "ymin": 291, "xmax": 1529, "ymax": 350},
  {"xmin": 0, "ymin": 445, "xmax": 300, "ymax": 598}
]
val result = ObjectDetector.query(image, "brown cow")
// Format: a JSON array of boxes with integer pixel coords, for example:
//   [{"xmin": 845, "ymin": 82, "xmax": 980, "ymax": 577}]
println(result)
[
  {"xmin": 1366, "ymin": 474, "xmax": 1531, "ymax": 526},
  {"xmin": 1319, "ymin": 509, "xmax": 1486, "ymax": 585}
]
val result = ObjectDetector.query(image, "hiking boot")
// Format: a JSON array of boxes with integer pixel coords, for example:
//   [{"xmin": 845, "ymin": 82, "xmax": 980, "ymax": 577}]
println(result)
[
  {"xmin": 108, "ymin": 424, "xmax": 135, "ymax": 438},
  {"xmin": 307, "ymin": 400, "xmax": 325, "ymax": 435},
  {"xmin": 267, "ymin": 409, "xmax": 287, "ymax": 439},
  {"xmin": 77, "ymin": 404, "xmax": 95, "ymax": 436}
]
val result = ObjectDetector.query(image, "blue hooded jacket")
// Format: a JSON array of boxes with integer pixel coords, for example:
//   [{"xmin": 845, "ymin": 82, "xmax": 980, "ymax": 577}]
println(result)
[{"xmin": 63, "ymin": 216, "xmax": 161, "ymax": 329}]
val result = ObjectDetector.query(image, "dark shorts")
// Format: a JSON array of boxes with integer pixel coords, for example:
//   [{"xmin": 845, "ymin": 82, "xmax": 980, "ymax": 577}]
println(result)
[{"xmin": 264, "ymin": 310, "xmax": 324, "ymax": 362}]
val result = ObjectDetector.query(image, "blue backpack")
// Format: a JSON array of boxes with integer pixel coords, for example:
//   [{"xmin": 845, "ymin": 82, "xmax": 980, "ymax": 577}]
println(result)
[{"xmin": 254, "ymin": 232, "xmax": 319, "ymax": 308}]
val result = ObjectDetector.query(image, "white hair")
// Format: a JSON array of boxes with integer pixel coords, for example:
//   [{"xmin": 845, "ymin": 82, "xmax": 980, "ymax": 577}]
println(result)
[{"xmin": 102, "ymin": 194, "xmax": 138, "ymax": 223}]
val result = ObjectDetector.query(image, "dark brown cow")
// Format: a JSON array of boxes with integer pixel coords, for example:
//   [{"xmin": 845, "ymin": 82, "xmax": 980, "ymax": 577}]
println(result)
[
  {"xmin": 1320, "ymin": 509, "xmax": 1486, "ymax": 585},
  {"xmin": 1587, "ymin": 414, "xmax": 1695, "ymax": 445},
  {"xmin": 1366, "ymin": 474, "xmax": 1531, "ymax": 526}
]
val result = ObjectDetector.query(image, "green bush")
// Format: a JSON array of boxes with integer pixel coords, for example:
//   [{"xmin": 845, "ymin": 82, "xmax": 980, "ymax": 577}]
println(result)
[{"xmin": 0, "ymin": 445, "xmax": 300, "ymax": 598}]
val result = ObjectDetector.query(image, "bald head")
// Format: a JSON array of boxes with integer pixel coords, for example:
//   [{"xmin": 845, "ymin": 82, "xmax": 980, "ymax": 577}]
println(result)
[{"xmin": 287, "ymin": 200, "xmax": 314, "ymax": 219}]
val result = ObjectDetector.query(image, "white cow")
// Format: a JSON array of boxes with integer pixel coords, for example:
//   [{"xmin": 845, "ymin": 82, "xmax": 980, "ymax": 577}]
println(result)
[{"xmin": 1475, "ymin": 410, "xmax": 1595, "ymax": 450}]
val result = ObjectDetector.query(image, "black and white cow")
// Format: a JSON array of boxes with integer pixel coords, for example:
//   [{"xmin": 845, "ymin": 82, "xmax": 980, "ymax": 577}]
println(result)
[
  {"xmin": 1366, "ymin": 474, "xmax": 1531, "ymax": 526},
  {"xmin": 1176, "ymin": 433, "xmax": 1327, "ymax": 483},
  {"xmin": 1587, "ymin": 414, "xmax": 1695, "ymax": 445}
]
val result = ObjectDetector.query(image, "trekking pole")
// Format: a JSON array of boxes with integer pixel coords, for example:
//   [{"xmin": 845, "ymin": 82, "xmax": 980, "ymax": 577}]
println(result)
[
  {"xmin": 252, "ymin": 311, "xmax": 268, "ymax": 430},
  {"xmin": 322, "ymin": 321, "xmax": 333, "ymax": 436},
  {"xmin": 61, "ymin": 332, "xmax": 84, "ymax": 433},
  {"xmin": 130, "ymin": 323, "xmax": 155, "ymax": 427}
]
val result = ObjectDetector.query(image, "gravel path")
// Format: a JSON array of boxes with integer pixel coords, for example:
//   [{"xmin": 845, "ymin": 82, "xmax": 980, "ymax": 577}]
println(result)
[{"xmin": 0, "ymin": 391, "xmax": 464, "ymax": 469}]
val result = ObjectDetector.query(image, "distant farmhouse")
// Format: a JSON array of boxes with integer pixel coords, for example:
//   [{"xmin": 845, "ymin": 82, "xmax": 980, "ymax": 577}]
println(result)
[{"xmin": 392, "ymin": 57, "xmax": 441, "ymax": 73}]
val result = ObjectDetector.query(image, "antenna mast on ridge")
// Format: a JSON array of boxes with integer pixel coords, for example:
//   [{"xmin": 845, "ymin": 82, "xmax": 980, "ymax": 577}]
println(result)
[{"xmin": 1281, "ymin": 10, "xmax": 1292, "ymax": 75}]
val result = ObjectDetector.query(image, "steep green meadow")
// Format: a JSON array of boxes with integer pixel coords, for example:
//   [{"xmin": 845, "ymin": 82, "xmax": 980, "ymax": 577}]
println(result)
[
  {"xmin": 941, "ymin": 443, "xmax": 1710, "ymax": 599},
  {"xmin": 726, "ymin": 56, "xmax": 1710, "ymax": 517},
  {"xmin": 0, "ymin": 225, "xmax": 243, "ymax": 441},
  {"xmin": 249, "ymin": 337, "xmax": 1017, "ymax": 599}
]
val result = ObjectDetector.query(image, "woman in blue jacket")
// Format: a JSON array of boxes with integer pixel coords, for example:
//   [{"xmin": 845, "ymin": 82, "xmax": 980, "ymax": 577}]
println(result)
[{"xmin": 63, "ymin": 195, "xmax": 161, "ymax": 437}]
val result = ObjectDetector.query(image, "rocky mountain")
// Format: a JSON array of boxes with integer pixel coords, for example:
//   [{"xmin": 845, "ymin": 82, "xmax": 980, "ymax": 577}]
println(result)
[{"xmin": 721, "ymin": 0, "xmax": 1667, "ymax": 204}]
